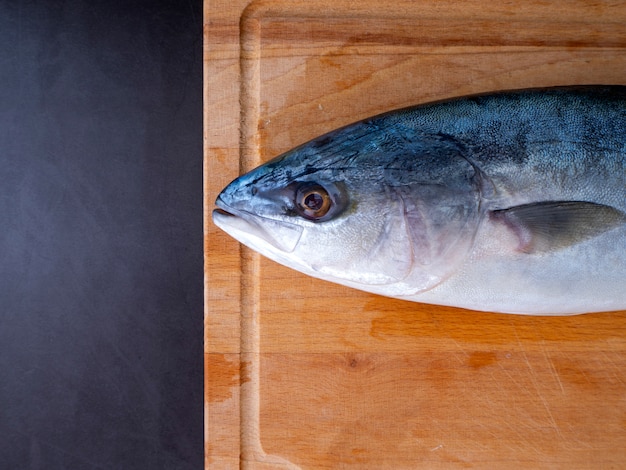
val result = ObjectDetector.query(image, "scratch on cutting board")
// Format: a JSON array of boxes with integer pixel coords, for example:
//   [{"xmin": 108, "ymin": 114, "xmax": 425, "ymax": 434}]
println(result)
[
  {"xmin": 599, "ymin": 350, "xmax": 626, "ymax": 387},
  {"xmin": 495, "ymin": 356, "xmax": 525, "ymax": 392},
  {"xmin": 432, "ymin": 314, "xmax": 470, "ymax": 361},
  {"xmin": 513, "ymin": 326, "xmax": 564, "ymax": 439},
  {"xmin": 450, "ymin": 338, "xmax": 471, "ymax": 364},
  {"xmin": 430, "ymin": 444, "xmax": 444, "ymax": 451},
  {"xmin": 541, "ymin": 340, "xmax": 565, "ymax": 394}
]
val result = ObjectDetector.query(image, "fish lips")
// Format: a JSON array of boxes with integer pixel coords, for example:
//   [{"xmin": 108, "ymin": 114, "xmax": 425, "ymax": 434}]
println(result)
[{"xmin": 213, "ymin": 196, "xmax": 304, "ymax": 254}]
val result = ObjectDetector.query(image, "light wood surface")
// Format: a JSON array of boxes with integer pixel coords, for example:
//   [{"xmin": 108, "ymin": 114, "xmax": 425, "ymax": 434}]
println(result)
[{"xmin": 204, "ymin": 1, "xmax": 626, "ymax": 467}]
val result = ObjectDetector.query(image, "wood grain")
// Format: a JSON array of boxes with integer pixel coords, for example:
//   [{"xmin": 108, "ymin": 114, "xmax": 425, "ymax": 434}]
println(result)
[{"xmin": 204, "ymin": 0, "xmax": 626, "ymax": 468}]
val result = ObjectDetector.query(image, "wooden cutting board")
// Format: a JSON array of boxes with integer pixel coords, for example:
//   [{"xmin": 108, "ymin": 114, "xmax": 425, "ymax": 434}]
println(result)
[{"xmin": 204, "ymin": 1, "xmax": 626, "ymax": 467}]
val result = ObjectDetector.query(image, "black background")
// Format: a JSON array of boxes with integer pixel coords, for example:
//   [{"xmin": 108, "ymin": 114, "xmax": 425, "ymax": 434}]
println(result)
[{"xmin": 0, "ymin": 1, "xmax": 203, "ymax": 468}]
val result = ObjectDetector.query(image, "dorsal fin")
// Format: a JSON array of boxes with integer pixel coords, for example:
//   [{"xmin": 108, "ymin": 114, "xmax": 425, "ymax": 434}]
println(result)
[{"xmin": 490, "ymin": 201, "xmax": 626, "ymax": 254}]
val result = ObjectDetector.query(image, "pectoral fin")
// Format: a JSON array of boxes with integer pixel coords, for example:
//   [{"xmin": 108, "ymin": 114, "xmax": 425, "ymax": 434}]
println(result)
[{"xmin": 490, "ymin": 201, "xmax": 626, "ymax": 254}]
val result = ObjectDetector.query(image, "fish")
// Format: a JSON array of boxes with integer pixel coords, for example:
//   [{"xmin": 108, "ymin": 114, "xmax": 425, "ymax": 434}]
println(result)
[{"xmin": 213, "ymin": 86, "xmax": 626, "ymax": 315}]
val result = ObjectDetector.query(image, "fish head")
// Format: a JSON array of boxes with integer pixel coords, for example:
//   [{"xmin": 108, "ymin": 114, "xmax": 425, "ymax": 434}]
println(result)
[
  {"xmin": 213, "ymin": 124, "xmax": 482, "ymax": 297},
  {"xmin": 213, "ymin": 151, "xmax": 407, "ymax": 286}
]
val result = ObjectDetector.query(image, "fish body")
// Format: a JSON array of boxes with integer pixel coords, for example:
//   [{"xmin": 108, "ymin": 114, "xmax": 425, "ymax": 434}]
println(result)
[{"xmin": 213, "ymin": 87, "xmax": 626, "ymax": 314}]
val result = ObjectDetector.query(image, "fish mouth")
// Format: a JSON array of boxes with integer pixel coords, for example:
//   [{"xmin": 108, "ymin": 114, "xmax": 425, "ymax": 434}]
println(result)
[
  {"xmin": 212, "ymin": 196, "xmax": 249, "ymax": 222},
  {"xmin": 213, "ymin": 207, "xmax": 236, "ymax": 220},
  {"xmin": 212, "ymin": 197, "xmax": 303, "ymax": 253},
  {"xmin": 212, "ymin": 197, "xmax": 252, "ymax": 231},
  {"xmin": 214, "ymin": 194, "xmax": 236, "ymax": 215}
]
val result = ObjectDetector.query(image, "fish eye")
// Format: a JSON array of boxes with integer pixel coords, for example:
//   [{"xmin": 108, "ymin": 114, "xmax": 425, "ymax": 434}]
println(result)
[{"xmin": 296, "ymin": 184, "xmax": 332, "ymax": 221}]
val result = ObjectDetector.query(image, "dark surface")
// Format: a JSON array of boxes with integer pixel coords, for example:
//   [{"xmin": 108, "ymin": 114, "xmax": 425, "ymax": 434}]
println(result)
[{"xmin": 0, "ymin": 1, "xmax": 203, "ymax": 468}]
